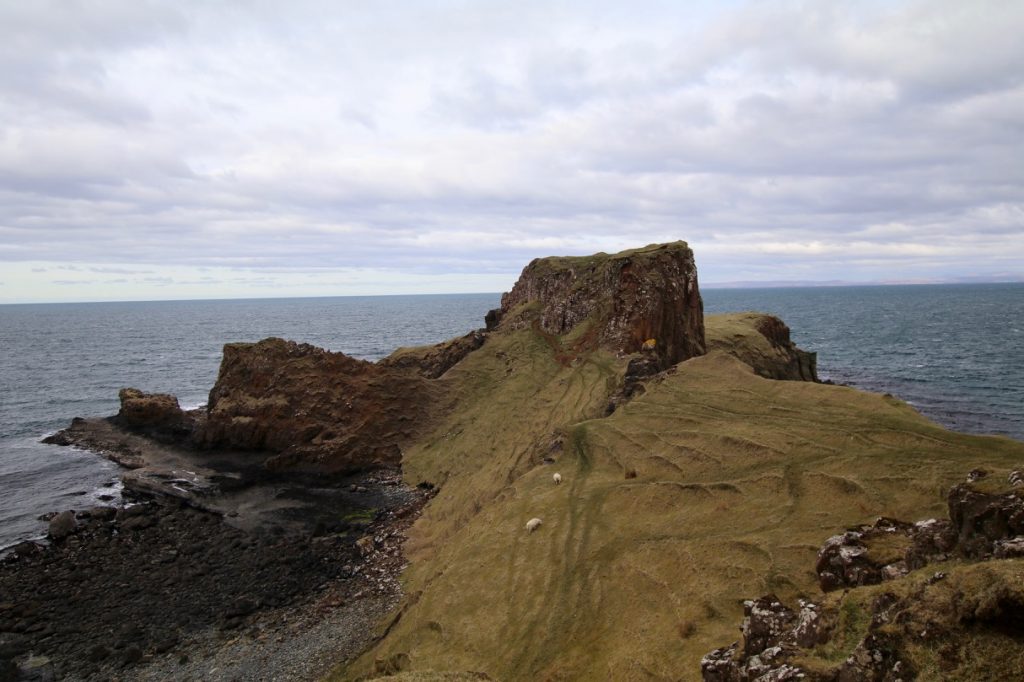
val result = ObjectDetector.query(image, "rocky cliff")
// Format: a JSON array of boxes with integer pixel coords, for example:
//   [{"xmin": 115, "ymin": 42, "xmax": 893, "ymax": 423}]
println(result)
[
  {"xmin": 195, "ymin": 338, "xmax": 445, "ymax": 474},
  {"xmin": 704, "ymin": 473, "xmax": 1024, "ymax": 681},
  {"xmin": 495, "ymin": 242, "xmax": 705, "ymax": 369},
  {"xmin": 705, "ymin": 312, "xmax": 818, "ymax": 382},
  {"xmin": 37, "ymin": 241, "xmax": 1024, "ymax": 681}
]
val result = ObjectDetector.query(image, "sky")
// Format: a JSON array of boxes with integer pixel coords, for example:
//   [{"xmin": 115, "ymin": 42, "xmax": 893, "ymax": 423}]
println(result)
[{"xmin": 1, "ymin": 0, "xmax": 1022, "ymax": 303}]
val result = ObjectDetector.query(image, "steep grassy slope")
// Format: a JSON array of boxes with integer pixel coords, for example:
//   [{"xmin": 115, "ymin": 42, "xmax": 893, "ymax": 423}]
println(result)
[{"xmin": 338, "ymin": 318, "xmax": 1024, "ymax": 681}]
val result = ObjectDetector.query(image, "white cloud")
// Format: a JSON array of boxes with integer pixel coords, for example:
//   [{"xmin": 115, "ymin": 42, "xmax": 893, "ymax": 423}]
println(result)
[{"xmin": 0, "ymin": 0, "xmax": 1021, "ymax": 302}]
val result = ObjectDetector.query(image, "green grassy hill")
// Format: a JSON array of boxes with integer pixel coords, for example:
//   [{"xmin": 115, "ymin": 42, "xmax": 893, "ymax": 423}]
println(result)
[{"xmin": 335, "ymin": 314, "xmax": 1024, "ymax": 681}]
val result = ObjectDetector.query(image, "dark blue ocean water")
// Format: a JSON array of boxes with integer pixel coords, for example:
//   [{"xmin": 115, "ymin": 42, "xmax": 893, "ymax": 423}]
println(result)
[{"xmin": 1, "ymin": 284, "xmax": 1022, "ymax": 548}]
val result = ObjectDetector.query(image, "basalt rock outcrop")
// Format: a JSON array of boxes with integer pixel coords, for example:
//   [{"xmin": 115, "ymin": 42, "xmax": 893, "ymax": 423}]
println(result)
[
  {"xmin": 705, "ymin": 312, "xmax": 818, "ymax": 382},
  {"xmin": 114, "ymin": 387, "xmax": 195, "ymax": 441},
  {"xmin": 704, "ymin": 473, "xmax": 1024, "ymax": 681},
  {"xmin": 379, "ymin": 330, "xmax": 486, "ymax": 379},
  {"xmin": 195, "ymin": 338, "xmax": 446, "ymax": 474},
  {"xmin": 496, "ymin": 242, "xmax": 705, "ymax": 370}
]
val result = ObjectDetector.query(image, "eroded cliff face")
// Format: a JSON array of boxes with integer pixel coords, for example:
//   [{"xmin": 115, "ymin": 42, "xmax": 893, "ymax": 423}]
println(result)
[
  {"xmin": 496, "ymin": 241, "xmax": 705, "ymax": 369},
  {"xmin": 705, "ymin": 312, "xmax": 818, "ymax": 382},
  {"xmin": 195, "ymin": 338, "xmax": 444, "ymax": 474}
]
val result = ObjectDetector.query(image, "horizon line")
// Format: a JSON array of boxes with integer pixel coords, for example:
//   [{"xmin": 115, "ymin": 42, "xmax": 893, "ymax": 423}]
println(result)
[{"xmin": 2, "ymin": 278, "xmax": 1023, "ymax": 306}]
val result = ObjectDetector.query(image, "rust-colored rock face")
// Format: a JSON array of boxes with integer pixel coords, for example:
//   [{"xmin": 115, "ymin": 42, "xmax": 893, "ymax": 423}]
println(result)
[
  {"xmin": 116, "ymin": 387, "xmax": 194, "ymax": 439},
  {"xmin": 195, "ymin": 338, "xmax": 443, "ymax": 474},
  {"xmin": 498, "ymin": 242, "xmax": 705, "ymax": 368}
]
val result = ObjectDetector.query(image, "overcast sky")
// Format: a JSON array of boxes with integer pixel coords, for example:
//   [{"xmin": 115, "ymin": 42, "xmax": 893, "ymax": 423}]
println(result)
[{"xmin": 1, "ymin": 0, "xmax": 1022, "ymax": 303}]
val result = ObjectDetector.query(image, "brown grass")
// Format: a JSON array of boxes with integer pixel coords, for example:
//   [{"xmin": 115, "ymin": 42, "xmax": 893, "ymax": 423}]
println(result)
[{"xmin": 333, "ymin": 316, "xmax": 1024, "ymax": 681}]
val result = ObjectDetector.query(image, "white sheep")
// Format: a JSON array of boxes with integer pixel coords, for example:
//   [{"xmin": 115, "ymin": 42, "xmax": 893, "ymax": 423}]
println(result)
[
  {"xmin": 553, "ymin": 472, "xmax": 562, "ymax": 485},
  {"xmin": 525, "ymin": 517, "xmax": 542, "ymax": 532}
]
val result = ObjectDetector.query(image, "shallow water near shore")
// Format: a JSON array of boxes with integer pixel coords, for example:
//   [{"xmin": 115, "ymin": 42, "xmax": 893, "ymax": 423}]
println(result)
[{"xmin": 1, "ymin": 284, "xmax": 1022, "ymax": 548}]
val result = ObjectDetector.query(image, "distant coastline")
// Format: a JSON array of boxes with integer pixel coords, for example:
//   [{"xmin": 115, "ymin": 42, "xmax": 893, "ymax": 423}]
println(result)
[{"xmin": 2, "ymin": 279, "xmax": 1023, "ymax": 306}]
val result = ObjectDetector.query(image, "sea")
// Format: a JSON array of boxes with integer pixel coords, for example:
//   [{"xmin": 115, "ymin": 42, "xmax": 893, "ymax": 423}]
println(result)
[{"xmin": 1, "ymin": 284, "xmax": 1022, "ymax": 549}]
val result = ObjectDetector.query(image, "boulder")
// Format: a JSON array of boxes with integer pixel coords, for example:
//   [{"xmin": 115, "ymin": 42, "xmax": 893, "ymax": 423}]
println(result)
[
  {"xmin": 47, "ymin": 511, "xmax": 77, "ymax": 541},
  {"xmin": 699, "ymin": 596, "xmax": 827, "ymax": 681},
  {"xmin": 816, "ymin": 516, "xmax": 957, "ymax": 592},
  {"xmin": 947, "ymin": 483, "xmax": 1024, "ymax": 557},
  {"xmin": 116, "ymin": 388, "xmax": 193, "ymax": 439}
]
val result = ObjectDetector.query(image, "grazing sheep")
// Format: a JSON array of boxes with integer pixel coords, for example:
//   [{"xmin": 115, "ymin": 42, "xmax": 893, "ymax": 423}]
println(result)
[
  {"xmin": 553, "ymin": 472, "xmax": 562, "ymax": 485},
  {"xmin": 525, "ymin": 517, "xmax": 542, "ymax": 532},
  {"xmin": 1010, "ymin": 470, "xmax": 1024, "ymax": 487}
]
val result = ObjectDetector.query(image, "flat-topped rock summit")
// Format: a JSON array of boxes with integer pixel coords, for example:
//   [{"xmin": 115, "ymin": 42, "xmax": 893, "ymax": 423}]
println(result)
[{"xmin": 493, "ymin": 241, "xmax": 705, "ymax": 370}]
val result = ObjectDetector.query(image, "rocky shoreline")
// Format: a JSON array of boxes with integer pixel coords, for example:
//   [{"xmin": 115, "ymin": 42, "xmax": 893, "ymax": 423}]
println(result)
[{"xmin": 2, "ymin": 414, "xmax": 432, "ymax": 681}]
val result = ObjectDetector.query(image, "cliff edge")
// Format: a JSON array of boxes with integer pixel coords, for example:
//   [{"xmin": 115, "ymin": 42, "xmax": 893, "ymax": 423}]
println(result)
[
  {"xmin": 195, "ymin": 338, "xmax": 447, "ymax": 474},
  {"xmin": 494, "ymin": 242, "xmax": 705, "ymax": 370},
  {"xmin": 706, "ymin": 312, "xmax": 818, "ymax": 382}
]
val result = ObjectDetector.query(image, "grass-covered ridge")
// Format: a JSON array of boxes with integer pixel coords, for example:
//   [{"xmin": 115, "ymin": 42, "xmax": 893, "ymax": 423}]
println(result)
[{"xmin": 335, "ymin": 312, "xmax": 1024, "ymax": 681}]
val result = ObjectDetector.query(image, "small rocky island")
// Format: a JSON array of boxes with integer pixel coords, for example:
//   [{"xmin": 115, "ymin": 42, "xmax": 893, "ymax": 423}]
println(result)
[{"xmin": 4, "ymin": 241, "xmax": 1024, "ymax": 681}]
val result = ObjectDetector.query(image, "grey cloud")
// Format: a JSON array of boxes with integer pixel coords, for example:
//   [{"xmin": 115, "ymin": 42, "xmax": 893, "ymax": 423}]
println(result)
[{"xmin": 0, "ymin": 0, "xmax": 1021, "ymax": 296}]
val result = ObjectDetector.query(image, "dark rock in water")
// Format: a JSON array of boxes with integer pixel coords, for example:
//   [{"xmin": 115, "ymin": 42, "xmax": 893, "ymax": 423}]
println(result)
[
  {"xmin": 497, "ymin": 242, "xmax": 705, "ymax": 371},
  {"xmin": 12, "ymin": 542, "xmax": 42, "ymax": 558},
  {"xmin": 40, "ymin": 421, "xmax": 79, "ymax": 446},
  {"xmin": 81, "ymin": 506, "xmax": 117, "ymax": 522},
  {"xmin": 115, "ymin": 388, "xmax": 195, "ymax": 441},
  {"xmin": 47, "ymin": 511, "xmax": 77, "ymax": 541}
]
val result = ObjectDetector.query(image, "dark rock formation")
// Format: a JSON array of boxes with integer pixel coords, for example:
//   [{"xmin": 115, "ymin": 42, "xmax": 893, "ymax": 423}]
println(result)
[
  {"xmin": 0, "ymin": 485, "xmax": 430, "ymax": 681},
  {"xmin": 484, "ymin": 307, "xmax": 503, "ymax": 332},
  {"xmin": 379, "ymin": 330, "xmax": 486, "ymax": 379},
  {"xmin": 705, "ymin": 313, "xmax": 818, "ymax": 382},
  {"xmin": 701, "ymin": 596, "xmax": 827, "ymax": 681},
  {"xmin": 815, "ymin": 517, "xmax": 957, "ymax": 592},
  {"xmin": 114, "ymin": 388, "xmax": 195, "ymax": 441},
  {"xmin": 705, "ymin": 475, "xmax": 1024, "ymax": 681},
  {"xmin": 947, "ymin": 482, "xmax": 1024, "ymax": 558},
  {"xmin": 497, "ymin": 242, "xmax": 705, "ymax": 369},
  {"xmin": 816, "ymin": 483, "xmax": 1024, "ymax": 593},
  {"xmin": 46, "ymin": 511, "xmax": 77, "ymax": 541},
  {"xmin": 751, "ymin": 315, "xmax": 818, "ymax": 381},
  {"xmin": 195, "ymin": 338, "xmax": 445, "ymax": 474}
]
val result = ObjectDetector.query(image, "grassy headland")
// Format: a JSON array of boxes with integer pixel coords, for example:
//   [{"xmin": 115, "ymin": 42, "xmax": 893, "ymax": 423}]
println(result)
[{"xmin": 337, "ymin": 312, "xmax": 1024, "ymax": 680}]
